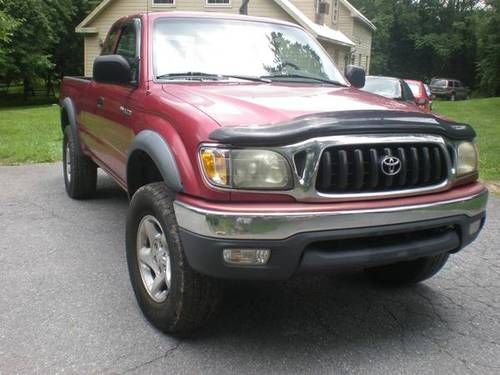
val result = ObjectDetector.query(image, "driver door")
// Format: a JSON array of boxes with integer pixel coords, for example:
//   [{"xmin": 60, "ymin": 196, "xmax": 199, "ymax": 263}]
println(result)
[{"xmin": 86, "ymin": 19, "xmax": 140, "ymax": 183}]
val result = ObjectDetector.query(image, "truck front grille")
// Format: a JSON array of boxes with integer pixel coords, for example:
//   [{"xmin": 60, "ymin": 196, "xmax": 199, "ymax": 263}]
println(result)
[{"xmin": 316, "ymin": 143, "xmax": 448, "ymax": 194}]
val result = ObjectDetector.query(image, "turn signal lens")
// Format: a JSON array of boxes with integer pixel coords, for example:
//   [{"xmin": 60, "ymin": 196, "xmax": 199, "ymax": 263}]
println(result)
[
  {"xmin": 200, "ymin": 148, "xmax": 229, "ymax": 187},
  {"xmin": 223, "ymin": 248, "xmax": 271, "ymax": 265}
]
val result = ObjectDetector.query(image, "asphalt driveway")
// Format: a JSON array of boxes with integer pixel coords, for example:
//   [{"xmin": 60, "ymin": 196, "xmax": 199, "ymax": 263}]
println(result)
[{"xmin": 1, "ymin": 163, "xmax": 499, "ymax": 374}]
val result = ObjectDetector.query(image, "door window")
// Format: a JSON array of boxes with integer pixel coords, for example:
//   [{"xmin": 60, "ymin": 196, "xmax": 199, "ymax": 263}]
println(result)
[
  {"xmin": 102, "ymin": 26, "xmax": 121, "ymax": 55},
  {"xmin": 116, "ymin": 20, "xmax": 140, "ymax": 84}
]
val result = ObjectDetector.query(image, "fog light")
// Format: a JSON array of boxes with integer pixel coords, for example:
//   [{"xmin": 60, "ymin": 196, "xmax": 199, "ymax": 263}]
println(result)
[
  {"xmin": 223, "ymin": 249, "xmax": 271, "ymax": 265},
  {"xmin": 469, "ymin": 220, "xmax": 482, "ymax": 235}
]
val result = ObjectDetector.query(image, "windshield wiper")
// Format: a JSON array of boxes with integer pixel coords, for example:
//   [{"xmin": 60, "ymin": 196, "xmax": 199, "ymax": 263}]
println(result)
[
  {"xmin": 156, "ymin": 72, "xmax": 222, "ymax": 81},
  {"xmin": 157, "ymin": 72, "xmax": 271, "ymax": 83},
  {"xmin": 224, "ymin": 74, "xmax": 271, "ymax": 83},
  {"xmin": 261, "ymin": 73, "xmax": 347, "ymax": 86}
]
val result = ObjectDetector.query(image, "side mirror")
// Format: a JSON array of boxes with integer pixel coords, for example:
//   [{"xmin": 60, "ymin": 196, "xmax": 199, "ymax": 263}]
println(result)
[
  {"xmin": 416, "ymin": 97, "xmax": 427, "ymax": 105},
  {"xmin": 93, "ymin": 55, "xmax": 132, "ymax": 85},
  {"xmin": 345, "ymin": 65, "xmax": 366, "ymax": 88}
]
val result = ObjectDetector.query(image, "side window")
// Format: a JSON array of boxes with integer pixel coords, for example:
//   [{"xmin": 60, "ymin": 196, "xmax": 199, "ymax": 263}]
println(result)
[
  {"xmin": 101, "ymin": 26, "xmax": 120, "ymax": 55},
  {"xmin": 402, "ymin": 81, "xmax": 414, "ymax": 101},
  {"xmin": 116, "ymin": 21, "xmax": 140, "ymax": 84},
  {"xmin": 456, "ymin": 81, "xmax": 462, "ymax": 88}
]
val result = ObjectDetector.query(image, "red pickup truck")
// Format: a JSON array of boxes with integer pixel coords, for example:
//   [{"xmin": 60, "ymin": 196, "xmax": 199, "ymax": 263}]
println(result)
[{"xmin": 60, "ymin": 12, "xmax": 487, "ymax": 334}]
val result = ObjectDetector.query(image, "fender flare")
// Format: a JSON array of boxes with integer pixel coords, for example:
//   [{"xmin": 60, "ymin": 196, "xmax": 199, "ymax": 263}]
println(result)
[
  {"xmin": 127, "ymin": 130, "xmax": 183, "ymax": 193},
  {"xmin": 60, "ymin": 97, "xmax": 80, "ymax": 147}
]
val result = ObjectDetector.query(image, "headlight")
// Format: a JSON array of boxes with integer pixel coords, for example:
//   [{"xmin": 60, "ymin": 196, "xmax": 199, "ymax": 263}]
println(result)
[
  {"xmin": 200, "ymin": 147, "xmax": 292, "ymax": 190},
  {"xmin": 456, "ymin": 142, "xmax": 478, "ymax": 176}
]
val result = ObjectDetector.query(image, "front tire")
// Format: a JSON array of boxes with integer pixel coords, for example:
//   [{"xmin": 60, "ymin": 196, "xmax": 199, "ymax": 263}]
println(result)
[
  {"xmin": 63, "ymin": 126, "xmax": 97, "ymax": 199},
  {"xmin": 365, "ymin": 253, "xmax": 449, "ymax": 285},
  {"xmin": 126, "ymin": 182, "xmax": 222, "ymax": 334}
]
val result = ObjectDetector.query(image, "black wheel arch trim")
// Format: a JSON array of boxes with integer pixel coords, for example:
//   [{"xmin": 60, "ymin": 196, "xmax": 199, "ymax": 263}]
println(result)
[
  {"xmin": 127, "ymin": 130, "xmax": 183, "ymax": 193},
  {"xmin": 60, "ymin": 97, "xmax": 80, "ymax": 148}
]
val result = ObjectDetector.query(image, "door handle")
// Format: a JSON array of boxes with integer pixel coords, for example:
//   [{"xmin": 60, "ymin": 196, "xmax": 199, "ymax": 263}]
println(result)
[
  {"xmin": 96, "ymin": 97, "xmax": 104, "ymax": 108},
  {"xmin": 120, "ymin": 105, "xmax": 132, "ymax": 116}
]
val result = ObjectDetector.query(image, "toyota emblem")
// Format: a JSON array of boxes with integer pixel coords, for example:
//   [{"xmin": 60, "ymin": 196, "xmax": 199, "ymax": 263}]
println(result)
[{"xmin": 380, "ymin": 155, "xmax": 402, "ymax": 176}]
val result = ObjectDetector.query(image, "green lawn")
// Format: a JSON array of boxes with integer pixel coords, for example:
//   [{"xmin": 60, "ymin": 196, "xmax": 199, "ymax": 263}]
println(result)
[
  {"xmin": 433, "ymin": 97, "xmax": 500, "ymax": 181},
  {"xmin": 0, "ymin": 105, "xmax": 61, "ymax": 165}
]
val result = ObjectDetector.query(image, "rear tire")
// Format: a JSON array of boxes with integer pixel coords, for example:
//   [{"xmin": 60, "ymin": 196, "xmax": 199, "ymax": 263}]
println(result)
[
  {"xmin": 126, "ymin": 182, "xmax": 222, "ymax": 334},
  {"xmin": 365, "ymin": 253, "xmax": 449, "ymax": 285},
  {"xmin": 63, "ymin": 126, "xmax": 97, "ymax": 199}
]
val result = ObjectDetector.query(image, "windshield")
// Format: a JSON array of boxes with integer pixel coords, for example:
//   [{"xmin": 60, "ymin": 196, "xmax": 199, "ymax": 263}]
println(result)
[
  {"xmin": 362, "ymin": 77, "xmax": 401, "ymax": 99},
  {"xmin": 406, "ymin": 82, "xmax": 421, "ymax": 97},
  {"xmin": 431, "ymin": 79, "xmax": 447, "ymax": 87},
  {"xmin": 153, "ymin": 18, "xmax": 347, "ymax": 84}
]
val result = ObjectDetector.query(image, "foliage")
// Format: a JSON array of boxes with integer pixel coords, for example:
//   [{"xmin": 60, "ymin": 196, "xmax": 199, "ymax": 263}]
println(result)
[
  {"xmin": 0, "ymin": 0, "xmax": 99, "ymax": 96},
  {"xmin": 433, "ymin": 97, "xmax": 500, "ymax": 181},
  {"xmin": 475, "ymin": 0, "xmax": 500, "ymax": 96},
  {"xmin": 349, "ymin": 0, "xmax": 498, "ymax": 94}
]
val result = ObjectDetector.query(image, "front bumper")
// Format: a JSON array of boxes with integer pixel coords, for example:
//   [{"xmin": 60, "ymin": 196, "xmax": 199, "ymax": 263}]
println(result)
[{"xmin": 174, "ymin": 187, "xmax": 488, "ymax": 280}]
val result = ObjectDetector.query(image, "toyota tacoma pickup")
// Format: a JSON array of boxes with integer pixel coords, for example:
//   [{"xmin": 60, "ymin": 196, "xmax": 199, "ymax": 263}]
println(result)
[{"xmin": 60, "ymin": 12, "xmax": 487, "ymax": 334}]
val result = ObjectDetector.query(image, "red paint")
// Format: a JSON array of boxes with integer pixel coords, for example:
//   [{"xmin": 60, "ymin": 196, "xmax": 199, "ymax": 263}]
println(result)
[{"xmin": 404, "ymin": 79, "xmax": 432, "ymax": 111}]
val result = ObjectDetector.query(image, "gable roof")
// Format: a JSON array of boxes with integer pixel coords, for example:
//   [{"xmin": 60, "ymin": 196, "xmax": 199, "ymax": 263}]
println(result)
[
  {"xmin": 76, "ymin": 0, "xmax": 373, "ymax": 42},
  {"xmin": 341, "ymin": 0, "xmax": 376, "ymax": 31},
  {"xmin": 274, "ymin": 0, "xmax": 354, "ymax": 46}
]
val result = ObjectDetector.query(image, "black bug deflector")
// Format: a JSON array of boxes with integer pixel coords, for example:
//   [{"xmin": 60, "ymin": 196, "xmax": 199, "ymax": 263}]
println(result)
[{"xmin": 209, "ymin": 110, "xmax": 476, "ymax": 146}]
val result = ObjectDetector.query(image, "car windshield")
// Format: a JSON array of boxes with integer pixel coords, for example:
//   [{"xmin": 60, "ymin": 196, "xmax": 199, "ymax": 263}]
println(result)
[
  {"xmin": 153, "ymin": 18, "xmax": 347, "ymax": 85},
  {"xmin": 362, "ymin": 77, "xmax": 401, "ymax": 99},
  {"xmin": 431, "ymin": 79, "xmax": 447, "ymax": 87},
  {"xmin": 406, "ymin": 81, "xmax": 421, "ymax": 97}
]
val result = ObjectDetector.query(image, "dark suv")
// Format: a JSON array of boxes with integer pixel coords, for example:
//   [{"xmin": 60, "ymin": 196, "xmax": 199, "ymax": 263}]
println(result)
[{"xmin": 430, "ymin": 78, "xmax": 469, "ymax": 101}]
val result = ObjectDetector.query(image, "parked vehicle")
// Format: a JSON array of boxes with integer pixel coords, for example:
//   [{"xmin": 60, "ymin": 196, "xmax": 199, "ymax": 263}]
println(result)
[
  {"xmin": 361, "ymin": 76, "xmax": 416, "ymax": 104},
  {"xmin": 405, "ymin": 79, "xmax": 432, "ymax": 111},
  {"xmin": 59, "ymin": 12, "xmax": 487, "ymax": 334},
  {"xmin": 430, "ymin": 78, "xmax": 469, "ymax": 101}
]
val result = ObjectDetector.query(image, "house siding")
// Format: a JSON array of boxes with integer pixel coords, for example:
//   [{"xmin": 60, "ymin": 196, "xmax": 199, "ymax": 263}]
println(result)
[
  {"xmin": 81, "ymin": 0, "xmax": 373, "ymax": 77},
  {"xmin": 352, "ymin": 19, "xmax": 372, "ymax": 73}
]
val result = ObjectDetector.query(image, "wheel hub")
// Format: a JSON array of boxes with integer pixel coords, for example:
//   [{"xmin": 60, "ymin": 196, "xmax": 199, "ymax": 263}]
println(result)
[{"xmin": 136, "ymin": 215, "xmax": 172, "ymax": 303}]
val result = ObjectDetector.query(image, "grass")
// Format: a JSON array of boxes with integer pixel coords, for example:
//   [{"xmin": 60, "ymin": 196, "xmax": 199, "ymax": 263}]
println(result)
[
  {"xmin": 433, "ymin": 97, "xmax": 500, "ymax": 182},
  {"xmin": 0, "ymin": 104, "xmax": 61, "ymax": 165}
]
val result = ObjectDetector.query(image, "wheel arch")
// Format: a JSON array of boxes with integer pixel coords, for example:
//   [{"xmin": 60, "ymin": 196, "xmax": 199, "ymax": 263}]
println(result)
[
  {"xmin": 60, "ymin": 97, "xmax": 77, "ymax": 133},
  {"xmin": 127, "ymin": 130, "xmax": 183, "ymax": 196}
]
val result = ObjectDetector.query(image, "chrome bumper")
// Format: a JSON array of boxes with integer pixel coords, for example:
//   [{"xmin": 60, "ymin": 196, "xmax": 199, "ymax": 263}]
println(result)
[{"xmin": 174, "ymin": 190, "xmax": 488, "ymax": 241}]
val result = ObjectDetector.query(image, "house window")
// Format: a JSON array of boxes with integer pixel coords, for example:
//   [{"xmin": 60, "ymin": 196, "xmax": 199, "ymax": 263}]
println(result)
[
  {"xmin": 152, "ymin": 0, "xmax": 175, "ymax": 7},
  {"xmin": 332, "ymin": 0, "xmax": 339, "ymax": 23},
  {"xmin": 206, "ymin": 0, "xmax": 231, "ymax": 7}
]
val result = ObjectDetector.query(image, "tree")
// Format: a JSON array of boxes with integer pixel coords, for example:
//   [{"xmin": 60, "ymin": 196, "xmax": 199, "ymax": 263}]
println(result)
[
  {"xmin": 0, "ymin": 0, "xmax": 99, "ymax": 96},
  {"xmin": 476, "ymin": 0, "xmax": 500, "ymax": 95},
  {"xmin": 0, "ymin": 0, "xmax": 20, "ymax": 83},
  {"xmin": 349, "ymin": 0, "xmax": 489, "ymax": 92},
  {"xmin": 0, "ymin": 0, "xmax": 56, "ymax": 96}
]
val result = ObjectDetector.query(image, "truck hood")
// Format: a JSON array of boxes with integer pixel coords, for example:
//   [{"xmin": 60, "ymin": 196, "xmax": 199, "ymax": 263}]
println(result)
[{"xmin": 163, "ymin": 83, "xmax": 420, "ymax": 127}]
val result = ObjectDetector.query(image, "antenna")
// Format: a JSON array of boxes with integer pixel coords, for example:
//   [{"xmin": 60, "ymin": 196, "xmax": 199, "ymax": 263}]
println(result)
[{"xmin": 145, "ymin": 0, "xmax": 150, "ymax": 92}]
